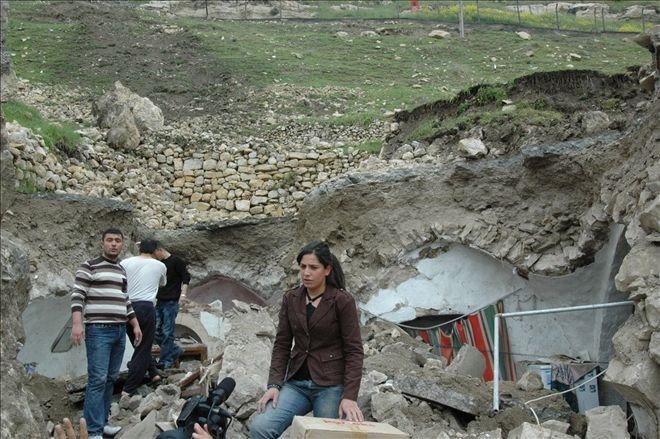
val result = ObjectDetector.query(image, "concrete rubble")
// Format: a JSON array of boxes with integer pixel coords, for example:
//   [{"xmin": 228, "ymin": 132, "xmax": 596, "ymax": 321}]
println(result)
[
  {"xmin": 584, "ymin": 405, "xmax": 630, "ymax": 439},
  {"xmin": 69, "ymin": 305, "xmax": 584, "ymax": 438}
]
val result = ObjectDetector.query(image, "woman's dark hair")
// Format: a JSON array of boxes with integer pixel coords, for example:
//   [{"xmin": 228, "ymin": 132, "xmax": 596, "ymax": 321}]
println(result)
[{"xmin": 296, "ymin": 241, "xmax": 345, "ymax": 290}]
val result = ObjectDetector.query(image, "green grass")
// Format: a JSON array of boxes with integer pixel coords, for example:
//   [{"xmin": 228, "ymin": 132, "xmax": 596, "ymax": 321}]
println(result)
[
  {"xmin": 439, "ymin": 104, "xmax": 564, "ymax": 132},
  {"xmin": 17, "ymin": 173, "xmax": 40, "ymax": 193},
  {"xmin": 6, "ymin": 1, "xmax": 651, "ymax": 130},
  {"xmin": 351, "ymin": 139, "xmax": 384, "ymax": 154},
  {"xmin": 407, "ymin": 118, "xmax": 437, "ymax": 142},
  {"xmin": 184, "ymin": 18, "xmax": 646, "ymax": 121},
  {"xmin": 2, "ymin": 100, "xmax": 81, "ymax": 155},
  {"xmin": 6, "ymin": 2, "xmax": 86, "ymax": 86},
  {"xmin": 311, "ymin": 1, "xmax": 657, "ymax": 33}
]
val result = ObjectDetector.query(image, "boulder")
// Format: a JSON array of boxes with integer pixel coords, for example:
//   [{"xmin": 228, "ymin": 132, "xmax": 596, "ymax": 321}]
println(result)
[
  {"xmin": 507, "ymin": 422, "xmax": 575, "ymax": 438},
  {"xmin": 457, "ymin": 138, "xmax": 488, "ymax": 158},
  {"xmin": 516, "ymin": 31, "xmax": 531, "ymax": 40},
  {"xmin": 650, "ymin": 331, "xmax": 660, "ymax": 364},
  {"xmin": 585, "ymin": 406, "xmax": 630, "ymax": 439},
  {"xmin": 429, "ymin": 30, "xmax": 451, "ymax": 39},
  {"xmin": 0, "ymin": 232, "xmax": 44, "ymax": 438},
  {"xmin": 106, "ymin": 107, "xmax": 141, "ymax": 150},
  {"xmin": 605, "ymin": 356, "xmax": 660, "ymax": 439},
  {"xmin": 615, "ymin": 242, "xmax": 660, "ymax": 292},
  {"xmin": 217, "ymin": 303, "xmax": 276, "ymax": 420},
  {"xmin": 93, "ymin": 80, "xmax": 164, "ymax": 133},
  {"xmin": 581, "ymin": 111, "xmax": 610, "ymax": 134},
  {"xmin": 516, "ymin": 370, "xmax": 544, "ymax": 391},
  {"xmin": 446, "ymin": 344, "xmax": 486, "ymax": 379},
  {"xmin": 639, "ymin": 198, "xmax": 660, "ymax": 234}
]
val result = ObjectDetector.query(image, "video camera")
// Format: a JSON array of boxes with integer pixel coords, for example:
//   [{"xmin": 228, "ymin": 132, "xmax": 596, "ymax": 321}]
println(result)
[{"xmin": 157, "ymin": 377, "xmax": 236, "ymax": 439}]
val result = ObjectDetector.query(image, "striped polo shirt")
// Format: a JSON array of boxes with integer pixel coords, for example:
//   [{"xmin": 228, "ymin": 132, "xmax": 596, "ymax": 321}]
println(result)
[{"xmin": 71, "ymin": 255, "xmax": 136, "ymax": 324}]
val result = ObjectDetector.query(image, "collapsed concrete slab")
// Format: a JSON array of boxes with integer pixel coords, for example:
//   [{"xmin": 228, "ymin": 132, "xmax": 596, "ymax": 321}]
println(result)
[{"xmin": 394, "ymin": 370, "xmax": 491, "ymax": 415}]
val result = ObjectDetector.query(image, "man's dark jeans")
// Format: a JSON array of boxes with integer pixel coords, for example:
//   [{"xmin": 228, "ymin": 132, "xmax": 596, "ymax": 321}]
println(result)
[
  {"xmin": 124, "ymin": 301, "xmax": 158, "ymax": 394},
  {"xmin": 155, "ymin": 299, "xmax": 182, "ymax": 367}
]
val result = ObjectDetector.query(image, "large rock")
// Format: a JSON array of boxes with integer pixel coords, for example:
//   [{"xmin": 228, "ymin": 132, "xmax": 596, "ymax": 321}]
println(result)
[
  {"xmin": 0, "ymin": 232, "xmax": 44, "ymax": 438},
  {"xmin": 507, "ymin": 422, "xmax": 575, "ymax": 439},
  {"xmin": 639, "ymin": 198, "xmax": 660, "ymax": 235},
  {"xmin": 217, "ymin": 303, "xmax": 276, "ymax": 421},
  {"xmin": 457, "ymin": 138, "xmax": 488, "ymax": 158},
  {"xmin": 585, "ymin": 406, "xmax": 630, "ymax": 439},
  {"xmin": 446, "ymin": 344, "xmax": 486, "ymax": 379},
  {"xmin": 581, "ymin": 111, "xmax": 610, "ymax": 134},
  {"xmin": 105, "ymin": 105, "xmax": 141, "ymax": 150},
  {"xmin": 429, "ymin": 30, "xmax": 451, "ymax": 39},
  {"xmin": 93, "ymin": 80, "xmax": 164, "ymax": 133},
  {"xmin": 614, "ymin": 242, "xmax": 660, "ymax": 292},
  {"xmin": 605, "ymin": 356, "xmax": 660, "ymax": 439}
]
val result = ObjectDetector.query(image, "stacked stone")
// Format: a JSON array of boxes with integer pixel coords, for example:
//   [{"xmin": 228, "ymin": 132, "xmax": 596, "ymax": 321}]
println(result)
[{"xmin": 5, "ymin": 119, "xmax": 370, "ymax": 229}]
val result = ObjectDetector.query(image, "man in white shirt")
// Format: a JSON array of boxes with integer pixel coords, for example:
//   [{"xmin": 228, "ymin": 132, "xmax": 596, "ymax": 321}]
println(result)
[{"xmin": 120, "ymin": 239, "xmax": 166, "ymax": 395}]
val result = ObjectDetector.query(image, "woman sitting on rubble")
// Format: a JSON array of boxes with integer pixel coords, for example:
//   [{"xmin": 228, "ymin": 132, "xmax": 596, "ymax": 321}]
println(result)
[{"xmin": 250, "ymin": 241, "xmax": 364, "ymax": 439}]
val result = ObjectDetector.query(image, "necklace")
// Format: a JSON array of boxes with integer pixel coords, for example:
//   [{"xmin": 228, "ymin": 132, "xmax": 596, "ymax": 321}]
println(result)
[{"xmin": 306, "ymin": 291, "xmax": 323, "ymax": 302}]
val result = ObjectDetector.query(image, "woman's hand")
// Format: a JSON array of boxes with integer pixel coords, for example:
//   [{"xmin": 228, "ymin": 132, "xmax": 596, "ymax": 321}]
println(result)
[
  {"xmin": 54, "ymin": 418, "xmax": 87, "ymax": 439},
  {"xmin": 256, "ymin": 387, "xmax": 280, "ymax": 413},
  {"xmin": 192, "ymin": 423, "xmax": 213, "ymax": 439},
  {"xmin": 338, "ymin": 398, "xmax": 364, "ymax": 422}
]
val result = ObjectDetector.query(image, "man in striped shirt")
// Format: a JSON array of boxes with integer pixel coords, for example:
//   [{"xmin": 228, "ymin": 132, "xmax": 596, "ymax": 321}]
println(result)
[{"xmin": 70, "ymin": 228, "xmax": 142, "ymax": 439}]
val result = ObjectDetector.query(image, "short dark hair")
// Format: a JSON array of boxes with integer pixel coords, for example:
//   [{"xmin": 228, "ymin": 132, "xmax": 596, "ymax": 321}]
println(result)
[
  {"xmin": 102, "ymin": 228, "xmax": 124, "ymax": 240},
  {"xmin": 296, "ymin": 241, "xmax": 345, "ymax": 290},
  {"xmin": 139, "ymin": 239, "xmax": 160, "ymax": 253}
]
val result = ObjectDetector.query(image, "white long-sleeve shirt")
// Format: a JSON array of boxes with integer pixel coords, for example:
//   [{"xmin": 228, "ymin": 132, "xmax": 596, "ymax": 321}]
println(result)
[{"xmin": 120, "ymin": 256, "xmax": 167, "ymax": 303}]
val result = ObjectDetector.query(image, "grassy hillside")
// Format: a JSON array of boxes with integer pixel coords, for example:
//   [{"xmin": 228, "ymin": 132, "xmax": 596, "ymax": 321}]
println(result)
[{"xmin": 6, "ymin": 1, "xmax": 649, "ymax": 125}]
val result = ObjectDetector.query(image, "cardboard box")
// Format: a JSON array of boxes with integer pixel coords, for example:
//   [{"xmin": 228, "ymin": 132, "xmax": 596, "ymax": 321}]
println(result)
[
  {"xmin": 291, "ymin": 416, "xmax": 410, "ymax": 438},
  {"xmin": 575, "ymin": 368, "xmax": 599, "ymax": 413},
  {"xmin": 527, "ymin": 364, "xmax": 552, "ymax": 390}
]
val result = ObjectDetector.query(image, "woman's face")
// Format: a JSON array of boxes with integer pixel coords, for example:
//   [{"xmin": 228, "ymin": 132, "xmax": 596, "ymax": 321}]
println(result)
[{"xmin": 299, "ymin": 253, "xmax": 331, "ymax": 294}]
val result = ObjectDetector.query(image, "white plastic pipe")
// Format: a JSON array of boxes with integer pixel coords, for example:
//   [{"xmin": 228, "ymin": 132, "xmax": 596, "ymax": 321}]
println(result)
[{"xmin": 492, "ymin": 300, "xmax": 634, "ymax": 411}]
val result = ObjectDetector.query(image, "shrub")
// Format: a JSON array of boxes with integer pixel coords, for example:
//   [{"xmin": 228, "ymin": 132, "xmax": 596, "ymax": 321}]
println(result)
[{"xmin": 474, "ymin": 86, "xmax": 508, "ymax": 106}]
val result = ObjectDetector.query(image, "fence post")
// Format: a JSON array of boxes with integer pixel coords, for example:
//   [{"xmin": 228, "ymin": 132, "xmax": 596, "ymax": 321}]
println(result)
[
  {"xmin": 601, "ymin": 7, "xmax": 605, "ymax": 32},
  {"xmin": 280, "ymin": 0, "xmax": 283, "ymax": 21},
  {"xmin": 516, "ymin": 0, "xmax": 521, "ymax": 26},
  {"xmin": 476, "ymin": 0, "xmax": 480, "ymax": 24},
  {"xmin": 555, "ymin": 3, "xmax": 559, "ymax": 30},
  {"xmin": 593, "ymin": 8, "xmax": 597, "ymax": 33},
  {"xmin": 642, "ymin": 7, "xmax": 646, "ymax": 32},
  {"xmin": 205, "ymin": 0, "xmax": 208, "ymax": 19},
  {"xmin": 459, "ymin": 0, "xmax": 465, "ymax": 38}
]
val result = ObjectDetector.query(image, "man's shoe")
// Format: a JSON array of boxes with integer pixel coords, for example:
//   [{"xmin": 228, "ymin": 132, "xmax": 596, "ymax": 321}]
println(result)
[
  {"xmin": 103, "ymin": 425, "xmax": 122, "ymax": 436},
  {"xmin": 89, "ymin": 436, "xmax": 103, "ymax": 439}
]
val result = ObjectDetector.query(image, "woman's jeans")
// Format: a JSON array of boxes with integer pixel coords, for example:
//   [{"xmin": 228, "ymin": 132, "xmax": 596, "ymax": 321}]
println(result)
[
  {"xmin": 83, "ymin": 323, "xmax": 126, "ymax": 435},
  {"xmin": 155, "ymin": 299, "xmax": 182, "ymax": 367},
  {"xmin": 249, "ymin": 380, "xmax": 343, "ymax": 439}
]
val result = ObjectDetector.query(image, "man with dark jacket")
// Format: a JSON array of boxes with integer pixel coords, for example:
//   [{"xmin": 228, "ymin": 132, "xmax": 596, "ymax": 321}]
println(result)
[{"xmin": 153, "ymin": 243, "xmax": 191, "ymax": 368}]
